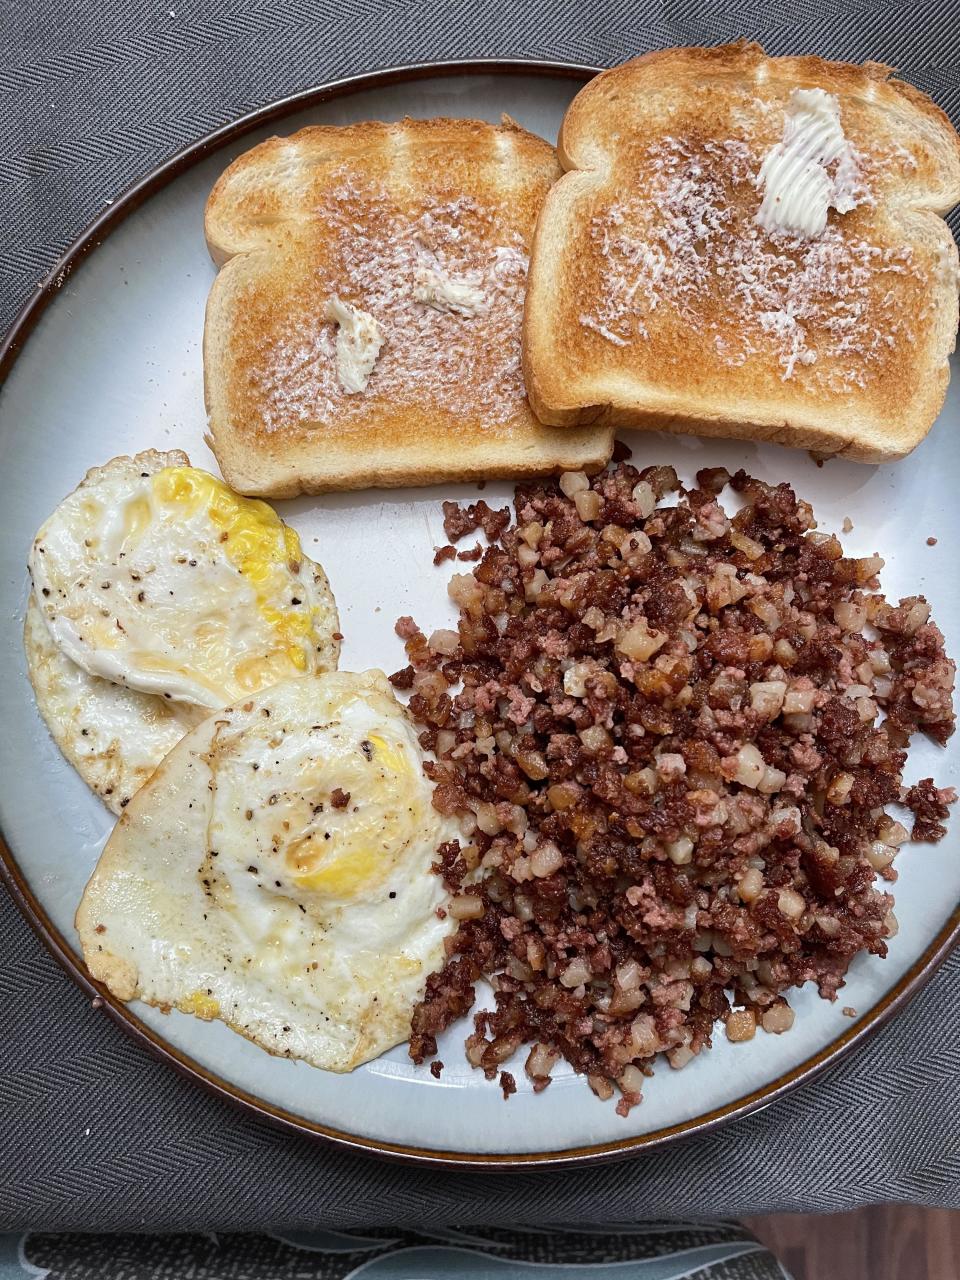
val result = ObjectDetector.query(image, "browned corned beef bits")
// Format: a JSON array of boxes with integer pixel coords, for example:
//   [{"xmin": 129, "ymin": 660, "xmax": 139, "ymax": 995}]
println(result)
[{"xmin": 392, "ymin": 458, "xmax": 956, "ymax": 1113}]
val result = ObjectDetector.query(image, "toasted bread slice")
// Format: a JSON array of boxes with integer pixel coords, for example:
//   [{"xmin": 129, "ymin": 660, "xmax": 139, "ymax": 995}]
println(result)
[
  {"xmin": 204, "ymin": 117, "xmax": 614, "ymax": 496},
  {"xmin": 523, "ymin": 45, "xmax": 960, "ymax": 462}
]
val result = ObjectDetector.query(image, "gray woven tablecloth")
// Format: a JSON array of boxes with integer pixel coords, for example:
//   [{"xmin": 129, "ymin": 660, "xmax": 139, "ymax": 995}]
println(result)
[{"xmin": 2, "ymin": 0, "xmax": 959, "ymax": 1233}]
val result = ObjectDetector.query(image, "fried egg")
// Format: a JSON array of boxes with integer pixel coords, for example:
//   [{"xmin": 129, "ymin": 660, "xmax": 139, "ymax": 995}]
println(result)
[
  {"xmin": 76, "ymin": 671, "xmax": 465, "ymax": 1071},
  {"xmin": 24, "ymin": 595, "xmax": 205, "ymax": 814},
  {"xmin": 29, "ymin": 450, "xmax": 340, "ymax": 709}
]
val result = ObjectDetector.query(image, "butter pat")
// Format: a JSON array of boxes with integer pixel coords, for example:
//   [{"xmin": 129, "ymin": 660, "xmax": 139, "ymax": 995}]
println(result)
[
  {"xmin": 413, "ymin": 266, "xmax": 486, "ymax": 317},
  {"xmin": 325, "ymin": 295, "xmax": 384, "ymax": 393},
  {"xmin": 757, "ymin": 88, "xmax": 860, "ymax": 238}
]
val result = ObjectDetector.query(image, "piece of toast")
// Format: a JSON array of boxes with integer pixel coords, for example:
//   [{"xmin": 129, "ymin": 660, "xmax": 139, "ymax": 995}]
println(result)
[
  {"xmin": 523, "ymin": 44, "xmax": 960, "ymax": 462},
  {"xmin": 204, "ymin": 117, "xmax": 614, "ymax": 496}
]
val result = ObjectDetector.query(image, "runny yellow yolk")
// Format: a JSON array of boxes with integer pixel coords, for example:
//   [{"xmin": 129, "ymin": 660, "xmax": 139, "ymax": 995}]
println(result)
[
  {"xmin": 284, "ymin": 734, "xmax": 418, "ymax": 898},
  {"xmin": 151, "ymin": 467, "xmax": 318, "ymax": 683}
]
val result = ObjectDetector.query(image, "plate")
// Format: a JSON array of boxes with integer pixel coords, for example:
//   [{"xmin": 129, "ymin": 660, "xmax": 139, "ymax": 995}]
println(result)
[{"xmin": 1, "ymin": 62, "xmax": 958, "ymax": 1168}]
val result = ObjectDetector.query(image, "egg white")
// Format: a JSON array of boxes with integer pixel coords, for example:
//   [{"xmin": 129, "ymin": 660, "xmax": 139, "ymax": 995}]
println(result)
[
  {"xmin": 24, "ymin": 595, "xmax": 205, "ymax": 814},
  {"xmin": 29, "ymin": 450, "xmax": 340, "ymax": 709},
  {"xmin": 76, "ymin": 671, "xmax": 465, "ymax": 1071}
]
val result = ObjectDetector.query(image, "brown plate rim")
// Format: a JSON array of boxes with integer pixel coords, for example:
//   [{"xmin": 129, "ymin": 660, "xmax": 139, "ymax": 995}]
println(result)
[{"xmin": 1, "ymin": 56, "xmax": 958, "ymax": 1170}]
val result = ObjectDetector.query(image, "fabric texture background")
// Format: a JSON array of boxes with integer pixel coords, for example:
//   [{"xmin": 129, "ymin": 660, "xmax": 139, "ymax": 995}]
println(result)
[
  {"xmin": 0, "ymin": 1226, "xmax": 793, "ymax": 1279},
  {"xmin": 1, "ymin": 0, "xmax": 959, "ymax": 1233}
]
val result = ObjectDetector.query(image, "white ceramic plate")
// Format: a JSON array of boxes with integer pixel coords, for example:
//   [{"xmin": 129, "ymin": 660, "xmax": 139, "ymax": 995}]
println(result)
[{"xmin": 1, "ymin": 64, "xmax": 958, "ymax": 1166}]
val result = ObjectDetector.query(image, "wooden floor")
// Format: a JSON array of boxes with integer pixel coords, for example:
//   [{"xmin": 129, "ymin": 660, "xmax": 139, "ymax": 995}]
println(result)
[{"xmin": 745, "ymin": 1207, "xmax": 960, "ymax": 1280}]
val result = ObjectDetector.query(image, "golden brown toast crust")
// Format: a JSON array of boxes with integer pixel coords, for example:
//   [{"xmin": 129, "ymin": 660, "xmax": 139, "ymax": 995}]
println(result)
[
  {"xmin": 204, "ymin": 117, "xmax": 613, "ymax": 496},
  {"xmin": 524, "ymin": 44, "xmax": 960, "ymax": 463}
]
